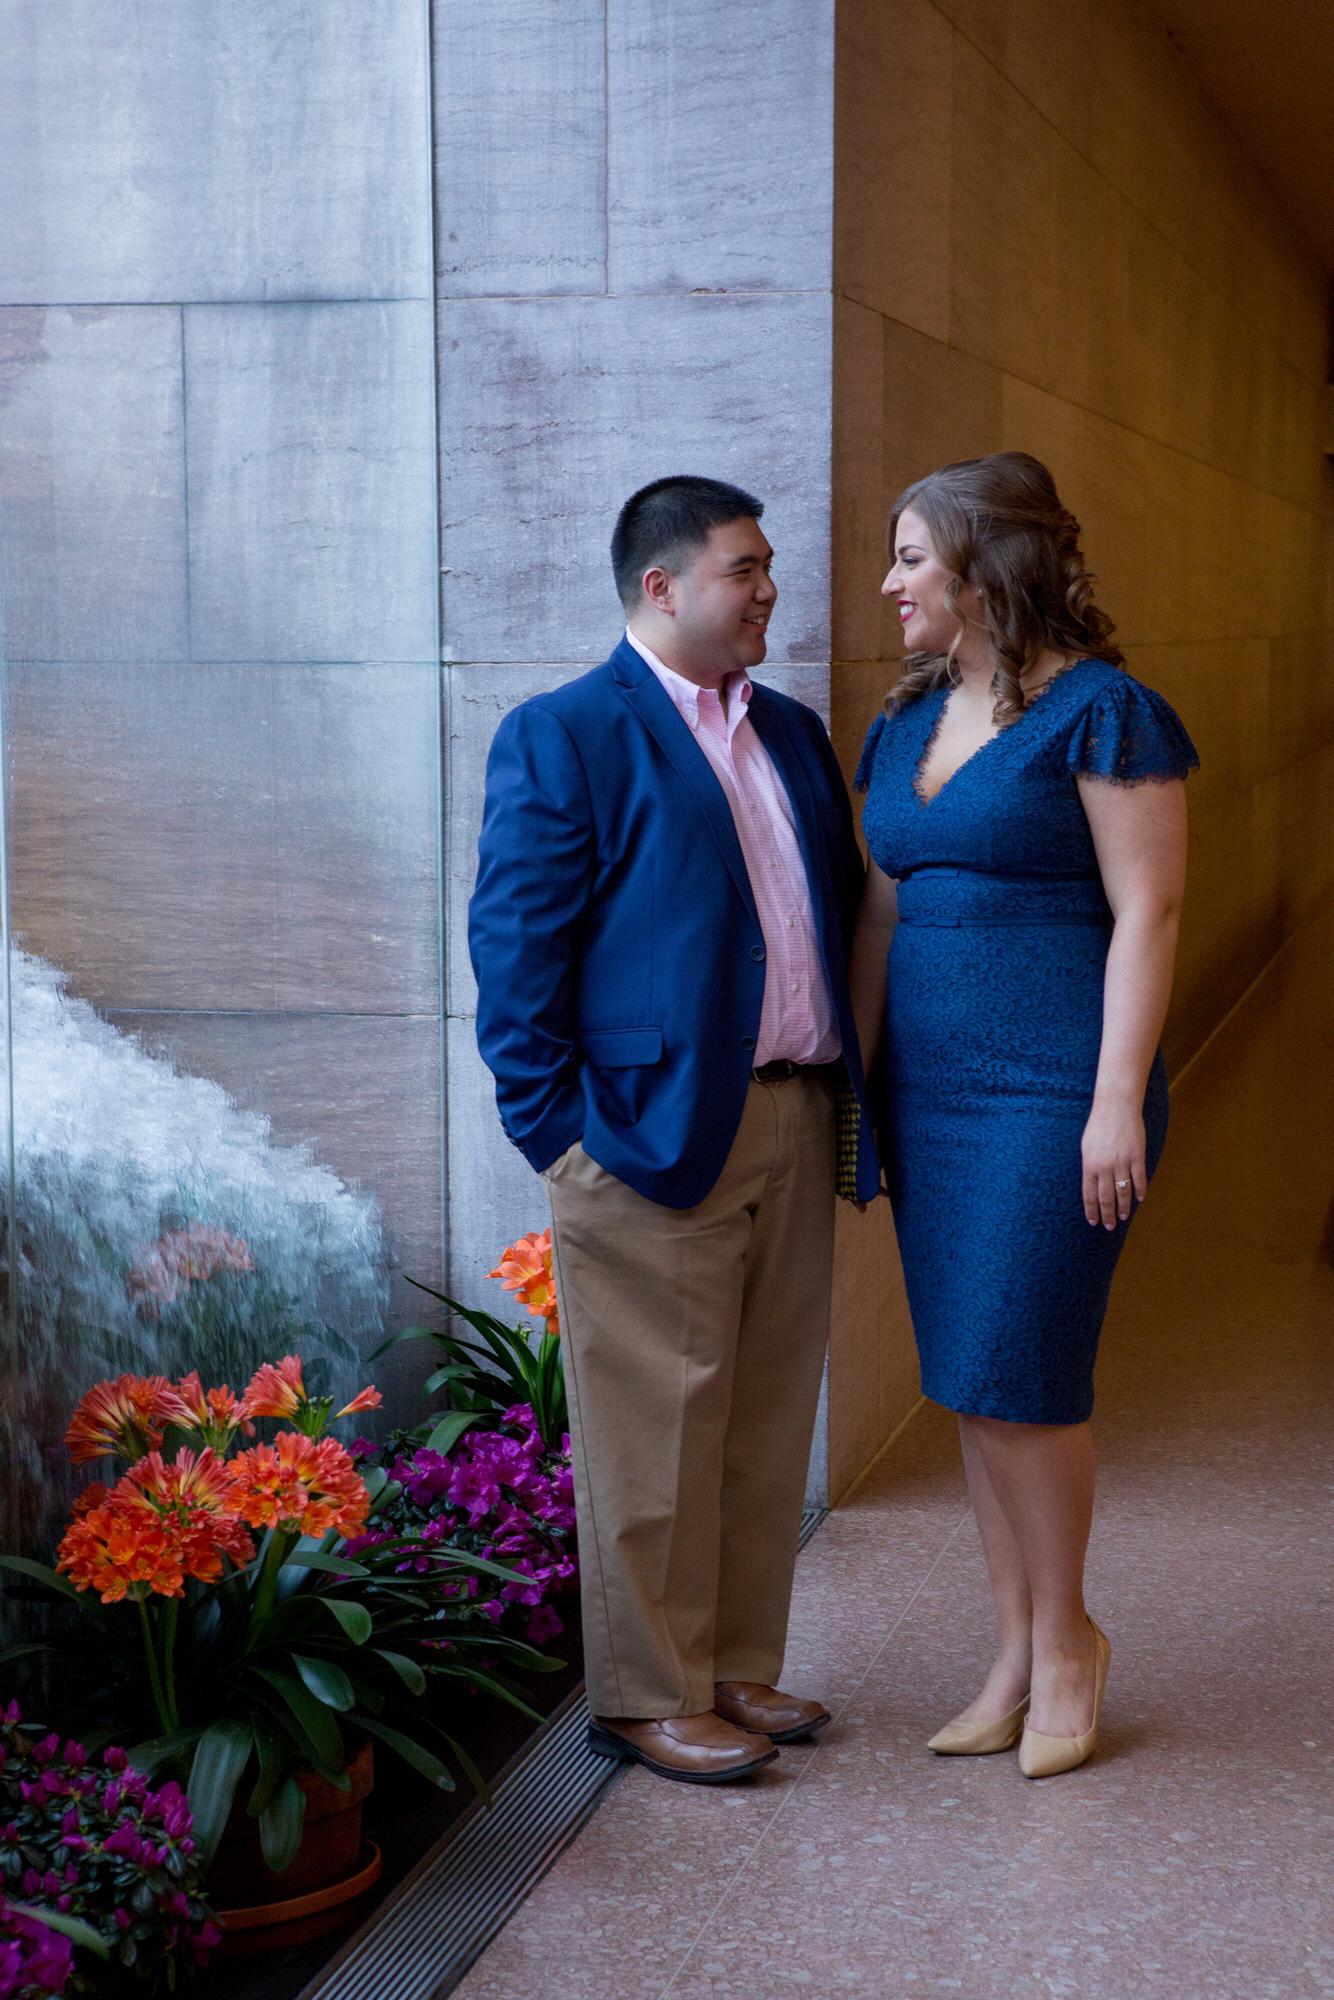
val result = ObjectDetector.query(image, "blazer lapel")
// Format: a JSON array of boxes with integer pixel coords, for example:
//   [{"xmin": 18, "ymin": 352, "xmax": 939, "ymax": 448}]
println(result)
[
  {"xmin": 613, "ymin": 642, "xmax": 759, "ymax": 923},
  {"xmin": 746, "ymin": 686, "xmax": 832, "ymax": 934}
]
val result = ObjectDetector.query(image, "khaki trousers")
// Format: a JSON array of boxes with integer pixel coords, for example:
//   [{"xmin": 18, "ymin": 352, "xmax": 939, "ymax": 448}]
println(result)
[{"xmin": 545, "ymin": 1074, "xmax": 836, "ymax": 1719}]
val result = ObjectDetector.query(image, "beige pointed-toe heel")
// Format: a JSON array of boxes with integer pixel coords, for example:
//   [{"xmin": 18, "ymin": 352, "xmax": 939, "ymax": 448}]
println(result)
[
  {"xmin": 927, "ymin": 1695, "xmax": 1029, "ymax": 1756},
  {"xmin": 1019, "ymin": 1620, "xmax": 1111, "ymax": 1779}
]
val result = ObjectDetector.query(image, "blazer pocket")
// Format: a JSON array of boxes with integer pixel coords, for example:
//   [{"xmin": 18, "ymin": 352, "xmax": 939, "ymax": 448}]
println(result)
[{"xmin": 579, "ymin": 1026, "xmax": 663, "ymax": 1068}]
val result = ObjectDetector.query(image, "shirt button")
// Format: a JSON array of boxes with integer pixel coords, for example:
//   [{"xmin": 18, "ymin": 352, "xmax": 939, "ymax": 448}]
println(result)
[
  {"xmin": 740, "ymin": 1034, "xmax": 756, "ymax": 1052},
  {"xmin": 750, "ymin": 944, "xmax": 766, "ymax": 962}
]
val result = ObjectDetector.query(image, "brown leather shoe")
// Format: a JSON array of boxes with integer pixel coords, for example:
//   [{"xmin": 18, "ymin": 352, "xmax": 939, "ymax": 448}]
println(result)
[
  {"xmin": 713, "ymin": 1680, "xmax": 831, "ymax": 1744},
  {"xmin": 587, "ymin": 1710, "xmax": 778, "ymax": 1784}
]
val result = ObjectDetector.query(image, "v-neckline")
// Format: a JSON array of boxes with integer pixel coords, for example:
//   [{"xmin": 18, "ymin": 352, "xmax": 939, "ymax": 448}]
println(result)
[{"xmin": 911, "ymin": 659, "xmax": 1089, "ymax": 808}]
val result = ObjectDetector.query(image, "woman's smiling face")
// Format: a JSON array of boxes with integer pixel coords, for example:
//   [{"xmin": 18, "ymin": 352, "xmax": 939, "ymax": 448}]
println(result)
[{"xmin": 882, "ymin": 506, "xmax": 976, "ymax": 654}]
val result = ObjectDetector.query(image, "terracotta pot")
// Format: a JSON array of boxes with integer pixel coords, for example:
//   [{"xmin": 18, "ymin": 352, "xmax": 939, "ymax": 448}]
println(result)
[
  {"xmin": 214, "ymin": 1842, "xmax": 383, "ymax": 1956},
  {"xmin": 208, "ymin": 1737, "xmax": 376, "ymax": 1917}
]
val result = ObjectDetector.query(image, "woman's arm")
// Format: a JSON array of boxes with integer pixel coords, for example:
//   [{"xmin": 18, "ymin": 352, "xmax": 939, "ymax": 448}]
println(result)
[
  {"xmin": 849, "ymin": 857, "xmax": 898, "ymax": 1080},
  {"xmin": 1078, "ymin": 774, "xmax": 1189, "ymax": 1230}
]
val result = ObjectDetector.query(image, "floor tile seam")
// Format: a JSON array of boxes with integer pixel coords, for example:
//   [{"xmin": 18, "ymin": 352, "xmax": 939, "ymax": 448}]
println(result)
[{"xmin": 654, "ymin": 1503, "xmax": 973, "ymax": 2000}]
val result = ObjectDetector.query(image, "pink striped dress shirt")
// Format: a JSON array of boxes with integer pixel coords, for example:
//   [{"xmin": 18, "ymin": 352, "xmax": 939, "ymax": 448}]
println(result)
[{"xmin": 627, "ymin": 631, "xmax": 841, "ymax": 1068}]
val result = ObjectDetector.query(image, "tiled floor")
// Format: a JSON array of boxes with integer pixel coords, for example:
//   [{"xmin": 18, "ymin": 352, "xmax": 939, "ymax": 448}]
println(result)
[{"xmin": 454, "ymin": 900, "xmax": 1334, "ymax": 2000}]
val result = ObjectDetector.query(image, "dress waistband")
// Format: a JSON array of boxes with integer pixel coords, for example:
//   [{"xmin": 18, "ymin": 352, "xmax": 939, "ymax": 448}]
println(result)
[{"xmin": 895, "ymin": 867, "xmax": 1112, "ymax": 930}]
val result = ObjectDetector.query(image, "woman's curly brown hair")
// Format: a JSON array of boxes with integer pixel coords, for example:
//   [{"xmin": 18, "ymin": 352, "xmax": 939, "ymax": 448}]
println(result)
[{"xmin": 885, "ymin": 451, "xmax": 1122, "ymax": 726}]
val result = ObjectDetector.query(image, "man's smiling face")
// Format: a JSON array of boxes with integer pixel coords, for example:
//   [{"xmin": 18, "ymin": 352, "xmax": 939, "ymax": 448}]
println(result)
[{"xmin": 652, "ymin": 516, "xmax": 777, "ymax": 677}]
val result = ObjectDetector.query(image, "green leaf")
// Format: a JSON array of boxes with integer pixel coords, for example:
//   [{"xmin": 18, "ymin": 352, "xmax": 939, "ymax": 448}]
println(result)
[
  {"xmin": 359, "ymin": 1463, "xmax": 389, "ymax": 1502},
  {"xmin": 313, "ymin": 1596, "xmax": 372, "ymax": 1646},
  {"xmin": 245, "ymin": 1716, "xmax": 292, "ymax": 1818},
  {"xmin": 368, "ymin": 1320, "xmax": 436, "ymax": 1359},
  {"xmin": 426, "ymin": 1411, "xmax": 482, "ymax": 1455},
  {"xmin": 128, "ymin": 1726, "xmax": 204, "ymax": 1784},
  {"xmin": 440, "ymin": 1732, "xmax": 492, "ymax": 1806},
  {"xmin": 423, "ymin": 1363, "xmax": 477, "ymax": 1394},
  {"xmin": 259, "ymin": 1776, "xmax": 307, "ymax": 1874},
  {"xmin": 5, "ymin": 1902, "xmax": 108, "ymax": 1957},
  {"xmin": 431, "ymin": 1662, "xmax": 544, "ymax": 1719},
  {"xmin": 0, "ymin": 1554, "xmax": 81, "ymax": 1600},
  {"xmin": 372, "ymin": 1648, "xmax": 426, "ymax": 1696},
  {"xmin": 283, "ymin": 1551, "xmax": 371, "ymax": 1579},
  {"xmin": 187, "ymin": 1720, "xmax": 255, "ymax": 1864},
  {"xmin": 249, "ymin": 1664, "xmax": 345, "ymax": 1772},
  {"xmin": 416, "ymin": 1546, "xmax": 531, "ymax": 1587},
  {"xmin": 352, "ymin": 1712, "xmax": 455, "ymax": 1791},
  {"xmin": 293, "ymin": 1653, "xmax": 356, "ymax": 1712}
]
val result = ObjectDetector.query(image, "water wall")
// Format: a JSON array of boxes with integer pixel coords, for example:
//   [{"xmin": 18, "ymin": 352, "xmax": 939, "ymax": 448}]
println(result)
[{"xmin": 0, "ymin": 3, "xmax": 441, "ymax": 1561}]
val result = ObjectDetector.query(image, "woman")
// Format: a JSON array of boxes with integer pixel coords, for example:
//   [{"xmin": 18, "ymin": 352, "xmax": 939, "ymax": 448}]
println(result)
[{"xmin": 851, "ymin": 451, "xmax": 1197, "ymax": 1778}]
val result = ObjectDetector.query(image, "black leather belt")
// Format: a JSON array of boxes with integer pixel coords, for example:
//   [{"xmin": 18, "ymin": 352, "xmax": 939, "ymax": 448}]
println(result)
[{"xmin": 752, "ymin": 1058, "xmax": 840, "ymax": 1084}]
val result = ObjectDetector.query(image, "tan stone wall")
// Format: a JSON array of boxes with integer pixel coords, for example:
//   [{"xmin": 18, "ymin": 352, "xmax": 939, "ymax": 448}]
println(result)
[{"xmin": 826, "ymin": 0, "xmax": 1334, "ymax": 1498}]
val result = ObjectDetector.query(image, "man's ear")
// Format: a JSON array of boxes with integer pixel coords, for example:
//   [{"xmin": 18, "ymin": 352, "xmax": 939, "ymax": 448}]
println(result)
[{"xmin": 641, "ymin": 564, "xmax": 675, "ymax": 614}]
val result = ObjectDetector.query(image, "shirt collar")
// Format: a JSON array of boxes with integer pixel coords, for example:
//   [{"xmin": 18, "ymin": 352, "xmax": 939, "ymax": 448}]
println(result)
[{"xmin": 625, "ymin": 629, "xmax": 751, "ymax": 734}]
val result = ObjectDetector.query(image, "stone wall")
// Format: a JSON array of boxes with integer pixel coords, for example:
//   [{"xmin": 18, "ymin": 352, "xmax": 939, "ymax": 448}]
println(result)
[
  {"xmin": 0, "ymin": 2, "xmax": 442, "ymax": 1418},
  {"xmin": 433, "ymin": 2, "xmax": 841, "ymax": 1501},
  {"xmin": 2, "ymin": 0, "xmax": 1328, "ymax": 1508},
  {"xmin": 828, "ymin": 0, "xmax": 1334, "ymax": 1494}
]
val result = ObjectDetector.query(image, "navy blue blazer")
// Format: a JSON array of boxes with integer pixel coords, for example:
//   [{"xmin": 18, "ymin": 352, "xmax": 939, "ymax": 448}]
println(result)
[{"xmin": 468, "ymin": 637, "xmax": 880, "ymax": 1208}]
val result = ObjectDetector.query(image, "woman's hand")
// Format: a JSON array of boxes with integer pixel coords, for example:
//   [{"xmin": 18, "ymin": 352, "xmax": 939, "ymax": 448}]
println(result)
[{"xmin": 1081, "ymin": 1098, "xmax": 1146, "ymax": 1229}]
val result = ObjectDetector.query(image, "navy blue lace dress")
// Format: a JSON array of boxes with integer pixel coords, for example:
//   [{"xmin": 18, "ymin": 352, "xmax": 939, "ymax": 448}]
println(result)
[{"xmin": 857, "ymin": 658, "xmax": 1198, "ymax": 1424}]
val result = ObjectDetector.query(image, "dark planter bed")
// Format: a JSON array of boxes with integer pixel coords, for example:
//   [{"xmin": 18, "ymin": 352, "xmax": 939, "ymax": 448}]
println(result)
[{"xmin": 194, "ymin": 1638, "xmax": 585, "ymax": 2000}]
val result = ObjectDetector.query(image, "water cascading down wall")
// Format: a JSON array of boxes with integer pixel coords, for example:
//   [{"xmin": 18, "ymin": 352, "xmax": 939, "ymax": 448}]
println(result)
[{"xmin": 0, "ymin": 4, "xmax": 442, "ymax": 1562}]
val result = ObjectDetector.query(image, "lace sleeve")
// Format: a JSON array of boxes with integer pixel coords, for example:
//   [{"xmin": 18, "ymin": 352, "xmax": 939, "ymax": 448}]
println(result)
[
  {"xmin": 855, "ymin": 711, "xmax": 888, "ymax": 793},
  {"xmin": 1066, "ymin": 678, "xmax": 1199, "ymax": 785}
]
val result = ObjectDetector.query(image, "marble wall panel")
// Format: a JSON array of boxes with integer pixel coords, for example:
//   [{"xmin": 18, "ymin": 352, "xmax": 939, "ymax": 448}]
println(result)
[
  {"xmin": 434, "ymin": 0, "xmax": 605, "ymax": 297},
  {"xmin": 0, "ymin": 307, "xmax": 187, "ymax": 661},
  {"xmin": 833, "ymin": 297, "xmax": 892, "ymax": 665},
  {"xmin": 607, "ymin": 0, "xmax": 833, "ymax": 294},
  {"xmin": 832, "ymin": 660, "xmax": 898, "ymax": 802},
  {"xmin": 444, "ymin": 663, "xmax": 584, "ymax": 1017},
  {"xmin": 828, "ymin": 1199, "xmax": 920, "ymax": 1504},
  {"xmin": 106, "ymin": 1009, "xmax": 444, "ymax": 1421},
  {"xmin": 882, "ymin": 319, "xmax": 1004, "ymax": 501},
  {"xmin": 438, "ymin": 293, "xmax": 832, "ymax": 663},
  {"xmin": 6, "ymin": 663, "xmax": 440, "ymax": 1015},
  {"xmin": 0, "ymin": 0, "xmax": 431, "ymax": 305},
  {"xmin": 948, "ymin": 37, "xmax": 1061, "ymax": 390},
  {"xmin": 185, "ymin": 302, "xmax": 437, "ymax": 663},
  {"xmin": 445, "ymin": 1015, "xmax": 550, "ymax": 1300},
  {"xmin": 834, "ymin": 0, "xmax": 952, "ymax": 342}
]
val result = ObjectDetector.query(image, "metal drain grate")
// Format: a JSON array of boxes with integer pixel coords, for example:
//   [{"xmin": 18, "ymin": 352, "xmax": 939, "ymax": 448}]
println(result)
[{"xmin": 302, "ymin": 1504, "xmax": 828, "ymax": 2000}]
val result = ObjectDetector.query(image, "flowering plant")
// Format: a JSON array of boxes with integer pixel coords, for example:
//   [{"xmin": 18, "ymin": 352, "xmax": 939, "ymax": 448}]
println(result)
[
  {"xmin": 0, "ymin": 1895, "xmax": 77, "ymax": 1998},
  {"xmin": 377, "ymin": 1230, "xmax": 567, "ymax": 1452},
  {"xmin": 0, "ymin": 1704, "xmax": 212, "ymax": 1993},
  {"xmin": 0, "ymin": 1359, "xmax": 555, "ymax": 1878},
  {"xmin": 349, "ymin": 1403, "xmax": 577, "ymax": 1649}
]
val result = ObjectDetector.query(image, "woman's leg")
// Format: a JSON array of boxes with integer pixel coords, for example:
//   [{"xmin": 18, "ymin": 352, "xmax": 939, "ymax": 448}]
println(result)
[
  {"xmin": 958, "ymin": 1414, "xmax": 1099, "ymax": 1739},
  {"xmin": 948, "ymin": 1416, "xmax": 1033, "ymax": 1724}
]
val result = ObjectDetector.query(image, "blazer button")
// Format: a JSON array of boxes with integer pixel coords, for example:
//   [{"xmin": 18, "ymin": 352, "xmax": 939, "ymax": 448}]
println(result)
[
  {"xmin": 750, "ymin": 943, "xmax": 766, "ymax": 962},
  {"xmin": 740, "ymin": 1034, "xmax": 756, "ymax": 1051}
]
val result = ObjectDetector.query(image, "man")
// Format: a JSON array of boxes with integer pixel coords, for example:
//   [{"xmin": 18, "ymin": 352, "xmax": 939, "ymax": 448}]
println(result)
[{"xmin": 469, "ymin": 475, "xmax": 879, "ymax": 1783}]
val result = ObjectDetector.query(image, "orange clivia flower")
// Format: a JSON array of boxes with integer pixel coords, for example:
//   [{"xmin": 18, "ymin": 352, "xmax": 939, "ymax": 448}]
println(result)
[
  {"xmin": 241, "ymin": 1356, "xmax": 381, "ymax": 1436},
  {"xmin": 172, "ymin": 1370, "xmax": 254, "ymax": 1450},
  {"xmin": 58, "ymin": 1494, "xmax": 185, "ymax": 1603},
  {"xmin": 225, "ymin": 1431, "xmax": 370, "ymax": 1541},
  {"xmin": 487, "ymin": 1229, "xmax": 560, "ymax": 1336},
  {"xmin": 126, "ymin": 1447, "xmax": 257, "ymax": 1578},
  {"xmin": 241, "ymin": 1355, "xmax": 306, "ymax": 1421},
  {"xmin": 334, "ymin": 1386, "xmax": 382, "ymax": 1420},
  {"xmin": 65, "ymin": 1374, "xmax": 193, "ymax": 1467},
  {"xmin": 57, "ymin": 1447, "xmax": 257, "ymax": 1604}
]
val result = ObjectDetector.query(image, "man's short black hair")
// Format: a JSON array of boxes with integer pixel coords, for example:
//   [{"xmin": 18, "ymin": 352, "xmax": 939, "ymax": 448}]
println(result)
[{"xmin": 611, "ymin": 475, "xmax": 764, "ymax": 609}]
